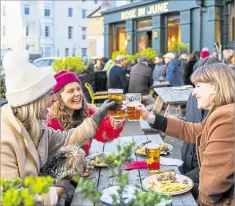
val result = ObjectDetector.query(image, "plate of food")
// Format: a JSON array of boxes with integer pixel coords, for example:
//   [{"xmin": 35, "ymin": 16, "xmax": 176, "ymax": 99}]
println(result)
[
  {"xmin": 86, "ymin": 152, "xmax": 116, "ymax": 167},
  {"xmin": 100, "ymin": 185, "xmax": 172, "ymax": 206},
  {"xmin": 142, "ymin": 170, "xmax": 194, "ymax": 195},
  {"xmin": 135, "ymin": 143, "xmax": 173, "ymax": 156}
]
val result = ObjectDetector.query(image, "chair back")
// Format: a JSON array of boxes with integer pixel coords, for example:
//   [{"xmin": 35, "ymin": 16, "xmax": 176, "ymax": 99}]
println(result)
[{"xmin": 85, "ymin": 82, "xmax": 94, "ymax": 98}]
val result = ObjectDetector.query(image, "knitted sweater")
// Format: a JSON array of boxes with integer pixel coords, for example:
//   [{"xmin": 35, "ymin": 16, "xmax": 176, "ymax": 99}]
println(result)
[{"xmin": 46, "ymin": 106, "xmax": 125, "ymax": 155}]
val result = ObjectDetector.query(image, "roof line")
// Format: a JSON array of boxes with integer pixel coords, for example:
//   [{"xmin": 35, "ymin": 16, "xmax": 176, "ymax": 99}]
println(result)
[{"xmin": 87, "ymin": 5, "xmax": 102, "ymax": 18}]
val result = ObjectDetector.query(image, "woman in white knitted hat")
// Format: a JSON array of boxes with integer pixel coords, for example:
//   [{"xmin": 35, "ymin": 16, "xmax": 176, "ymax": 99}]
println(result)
[{"xmin": 0, "ymin": 50, "xmax": 114, "ymax": 205}]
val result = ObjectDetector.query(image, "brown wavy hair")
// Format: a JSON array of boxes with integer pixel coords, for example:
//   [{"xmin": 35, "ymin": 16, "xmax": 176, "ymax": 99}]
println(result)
[{"xmin": 50, "ymin": 87, "xmax": 89, "ymax": 131}]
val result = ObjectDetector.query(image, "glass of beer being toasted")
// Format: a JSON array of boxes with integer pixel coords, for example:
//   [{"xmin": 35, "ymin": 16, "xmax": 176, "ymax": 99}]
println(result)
[
  {"xmin": 145, "ymin": 143, "xmax": 160, "ymax": 173},
  {"xmin": 126, "ymin": 93, "xmax": 141, "ymax": 121},
  {"xmin": 108, "ymin": 89, "xmax": 125, "ymax": 121}
]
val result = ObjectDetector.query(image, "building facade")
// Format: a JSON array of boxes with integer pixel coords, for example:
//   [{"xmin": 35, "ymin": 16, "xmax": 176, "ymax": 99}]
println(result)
[
  {"xmin": 102, "ymin": 0, "xmax": 235, "ymax": 58},
  {"xmin": 1, "ymin": 0, "xmax": 101, "ymax": 58}
]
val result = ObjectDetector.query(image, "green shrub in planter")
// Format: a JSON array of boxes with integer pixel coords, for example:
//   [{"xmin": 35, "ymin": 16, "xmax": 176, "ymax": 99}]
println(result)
[
  {"xmin": 52, "ymin": 56, "xmax": 85, "ymax": 74},
  {"xmin": 139, "ymin": 48, "xmax": 156, "ymax": 64},
  {"xmin": 171, "ymin": 43, "xmax": 189, "ymax": 56}
]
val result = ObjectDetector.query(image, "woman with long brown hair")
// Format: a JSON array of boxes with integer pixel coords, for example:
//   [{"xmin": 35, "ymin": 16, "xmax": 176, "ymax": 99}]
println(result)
[{"xmin": 46, "ymin": 70, "xmax": 125, "ymax": 155}]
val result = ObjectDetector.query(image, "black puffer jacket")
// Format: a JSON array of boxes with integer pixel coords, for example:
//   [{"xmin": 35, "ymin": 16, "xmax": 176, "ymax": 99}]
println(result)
[
  {"xmin": 183, "ymin": 60, "xmax": 197, "ymax": 85},
  {"xmin": 181, "ymin": 93, "xmax": 208, "ymax": 183}
]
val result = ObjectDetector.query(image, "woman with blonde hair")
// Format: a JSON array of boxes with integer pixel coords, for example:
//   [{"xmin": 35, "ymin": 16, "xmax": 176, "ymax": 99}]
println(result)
[
  {"xmin": 46, "ymin": 70, "xmax": 125, "ymax": 155},
  {"xmin": 139, "ymin": 63, "xmax": 234, "ymax": 205},
  {"xmin": 1, "ymin": 50, "xmax": 114, "ymax": 205}
]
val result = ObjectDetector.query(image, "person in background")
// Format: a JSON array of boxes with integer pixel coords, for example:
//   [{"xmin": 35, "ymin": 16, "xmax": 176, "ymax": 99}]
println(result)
[
  {"xmin": 94, "ymin": 58, "xmax": 103, "ymax": 71},
  {"xmin": 200, "ymin": 47, "xmax": 210, "ymax": 59},
  {"xmin": 164, "ymin": 53, "xmax": 182, "ymax": 86},
  {"xmin": 1, "ymin": 50, "xmax": 115, "ymax": 205},
  {"xmin": 224, "ymin": 49, "xmax": 235, "ymax": 70},
  {"xmin": 180, "ymin": 56, "xmax": 221, "ymax": 200},
  {"xmin": 212, "ymin": 49, "xmax": 218, "ymax": 58},
  {"xmin": 101, "ymin": 57, "xmax": 109, "ymax": 70},
  {"xmin": 152, "ymin": 53, "xmax": 166, "ymax": 81},
  {"xmin": 46, "ymin": 70, "xmax": 125, "ymax": 155},
  {"xmin": 179, "ymin": 52, "xmax": 189, "ymax": 77},
  {"xmin": 183, "ymin": 51, "xmax": 200, "ymax": 85},
  {"xmin": 139, "ymin": 63, "xmax": 234, "ymax": 206},
  {"xmin": 109, "ymin": 55, "xmax": 128, "ymax": 93},
  {"xmin": 128, "ymin": 56, "xmax": 155, "ymax": 110}
]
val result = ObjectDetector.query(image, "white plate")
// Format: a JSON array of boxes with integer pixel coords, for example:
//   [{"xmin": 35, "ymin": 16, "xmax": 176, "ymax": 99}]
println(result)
[
  {"xmin": 100, "ymin": 185, "xmax": 172, "ymax": 205},
  {"xmin": 142, "ymin": 174, "xmax": 194, "ymax": 195},
  {"xmin": 135, "ymin": 143, "xmax": 173, "ymax": 156}
]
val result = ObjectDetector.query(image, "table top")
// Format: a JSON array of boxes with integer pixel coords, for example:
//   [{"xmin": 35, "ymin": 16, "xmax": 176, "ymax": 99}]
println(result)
[
  {"xmin": 151, "ymin": 81, "xmax": 171, "ymax": 88},
  {"xmin": 72, "ymin": 134, "xmax": 197, "ymax": 206},
  {"xmin": 154, "ymin": 87, "xmax": 194, "ymax": 104}
]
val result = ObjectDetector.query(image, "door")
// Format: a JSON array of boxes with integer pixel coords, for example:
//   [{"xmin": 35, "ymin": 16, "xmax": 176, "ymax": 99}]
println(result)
[{"xmin": 137, "ymin": 31, "xmax": 152, "ymax": 52}]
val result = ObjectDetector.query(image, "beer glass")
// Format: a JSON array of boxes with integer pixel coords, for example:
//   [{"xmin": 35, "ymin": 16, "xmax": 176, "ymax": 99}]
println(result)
[
  {"xmin": 126, "ymin": 93, "xmax": 141, "ymax": 121},
  {"xmin": 108, "ymin": 89, "xmax": 125, "ymax": 121},
  {"xmin": 145, "ymin": 143, "xmax": 160, "ymax": 173}
]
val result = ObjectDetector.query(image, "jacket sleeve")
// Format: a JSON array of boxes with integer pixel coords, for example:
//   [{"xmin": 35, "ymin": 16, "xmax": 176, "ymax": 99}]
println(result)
[
  {"xmin": 165, "ymin": 118, "xmax": 203, "ymax": 144},
  {"xmin": 197, "ymin": 111, "xmax": 234, "ymax": 205},
  {"xmin": 119, "ymin": 70, "xmax": 128, "ymax": 93},
  {"xmin": 46, "ymin": 117, "xmax": 98, "ymax": 158},
  {"xmin": 166, "ymin": 62, "xmax": 175, "ymax": 83},
  {"xmin": 148, "ymin": 69, "xmax": 153, "ymax": 87}
]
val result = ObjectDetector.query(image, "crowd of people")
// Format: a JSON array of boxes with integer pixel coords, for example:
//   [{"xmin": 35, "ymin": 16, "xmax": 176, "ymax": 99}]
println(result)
[{"xmin": 0, "ymin": 47, "xmax": 234, "ymax": 206}]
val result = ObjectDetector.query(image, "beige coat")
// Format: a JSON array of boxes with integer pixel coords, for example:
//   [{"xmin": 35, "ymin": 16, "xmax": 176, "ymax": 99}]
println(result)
[
  {"xmin": 166, "ymin": 104, "xmax": 234, "ymax": 205},
  {"xmin": 1, "ymin": 104, "xmax": 98, "ymax": 205}
]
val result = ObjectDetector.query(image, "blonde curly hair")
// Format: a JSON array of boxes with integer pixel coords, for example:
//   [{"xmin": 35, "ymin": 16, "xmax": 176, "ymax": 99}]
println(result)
[{"xmin": 50, "ymin": 87, "xmax": 89, "ymax": 130}]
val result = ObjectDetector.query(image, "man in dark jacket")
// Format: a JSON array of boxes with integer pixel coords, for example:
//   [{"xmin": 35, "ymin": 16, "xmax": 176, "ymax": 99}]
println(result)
[
  {"xmin": 109, "ymin": 55, "xmax": 128, "ymax": 93},
  {"xmin": 128, "ymin": 56, "xmax": 155, "ymax": 110},
  {"xmin": 164, "ymin": 53, "xmax": 183, "ymax": 86}
]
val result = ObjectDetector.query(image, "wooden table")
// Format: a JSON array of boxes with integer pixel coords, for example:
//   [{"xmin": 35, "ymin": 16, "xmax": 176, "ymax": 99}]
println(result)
[
  {"xmin": 153, "ymin": 87, "xmax": 194, "ymax": 117},
  {"xmin": 72, "ymin": 135, "xmax": 197, "ymax": 206},
  {"xmin": 151, "ymin": 81, "xmax": 171, "ymax": 88}
]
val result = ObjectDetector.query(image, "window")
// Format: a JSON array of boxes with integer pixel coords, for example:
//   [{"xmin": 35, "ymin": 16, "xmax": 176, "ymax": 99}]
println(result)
[
  {"xmin": 24, "ymin": 4, "xmax": 30, "ymax": 15},
  {"xmin": 82, "ymin": 34, "xmax": 86, "ymax": 40},
  {"xmin": 167, "ymin": 14, "xmax": 181, "ymax": 52},
  {"xmin": 82, "ymin": 9, "xmax": 86, "ymax": 19},
  {"xmin": 137, "ymin": 19, "xmax": 152, "ymax": 30},
  {"xmin": 65, "ymin": 48, "xmax": 69, "ymax": 56},
  {"xmin": 82, "ymin": 48, "xmax": 87, "ymax": 56},
  {"xmin": 44, "ymin": 9, "xmax": 50, "ymax": 17},
  {"xmin": 68, "ymin": 8, "xmax": 73, "ymax": 17},
  {"xmin": 82, "ymin": 27, "xmax": 87, "ymax": 32},
  {"xmin": 44, "ymin": 47, "xmax": 51, "ymax": 57},
  {"xmin": 82, "ymin": 0, "xmax": 86, "ymax": 1},
  {"xmin": 229, "ymin": 2, "xmax": 235, "ymax": 41},
  {"xmin": 26, "ymin": 25, "xmax": 29, "ymax": 36},
  {"xmin": 94, "ymin": 0, "xmax": 98, "ymax": 4},
  {"xmin": 72, "ymin": 47, "xmax": 76, "ymax": 56},
  {"xmin": 45, "ymin": 26, "xmax": 50, "ymax": 37},
  {"xmin": 2, "ymin": 5, "xmax": 6, "ymax": 16},
  {"xmin": 3, "ymin": 26, "xmax": 5, "ymax": 36},
  {"xmin": 68, "ymin": 26, "xmax": 73, "ymax": 39}
]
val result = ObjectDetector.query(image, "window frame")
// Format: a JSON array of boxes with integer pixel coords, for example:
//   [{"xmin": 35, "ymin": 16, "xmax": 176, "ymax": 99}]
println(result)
[
  {"xmin": 82, "ymin": 48, "xmax": 87, "ymax": 56},
  {"xmin": 82, "ymin": 9, "xmax": 86, "ymax": 19},
  {"xmin": 26, "ymin": 25, "xmax": 30, "ymax": 36},
  {"xmin": 68, "ymin": 26, "xmax": 73, "ymax": 39},
  {"xmin": 24, "ymin": 4, "xmax": 30, "ymax": 15},
  {"xmin": 68, "ymin": 8, "xmax": 73, "ymax": 17},
  {"xmin": 44, "ymin": 8, "xmax": 50, "ymax": 17},
  {"xmin": 45, "ymin": 26, "xmax": 50, "ymax": 37}
]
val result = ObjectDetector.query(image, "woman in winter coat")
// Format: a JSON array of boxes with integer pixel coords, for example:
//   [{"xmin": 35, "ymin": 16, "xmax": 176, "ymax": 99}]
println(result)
[
  {"xmin": 46, "ymin": 70, "xmax": 125, "ymax": 155},
  {"xmin": 183, "ymin": 51, "xmax": 200, "ymax": 85},
  {"xmin": 139, "ymin": 63, "xmax": 234, "ymax": 206},
  {"xmin": 1, "ymin": 50, "xmax": 114, "ymax": 205}
]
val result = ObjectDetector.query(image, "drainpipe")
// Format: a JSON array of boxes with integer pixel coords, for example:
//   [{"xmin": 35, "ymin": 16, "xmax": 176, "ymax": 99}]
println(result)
[{"xmin": 199, "ymin": 5, "xmax": 203, "ymax": 50}]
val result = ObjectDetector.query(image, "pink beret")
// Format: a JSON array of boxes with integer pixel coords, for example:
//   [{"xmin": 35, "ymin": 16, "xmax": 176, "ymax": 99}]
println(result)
[{"xmin": 53, "ymin": 70, "xmax": 81, "ymax": 93}]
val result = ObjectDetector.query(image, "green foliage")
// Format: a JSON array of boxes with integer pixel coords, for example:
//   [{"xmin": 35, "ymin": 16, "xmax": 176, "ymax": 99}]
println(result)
[
  {"xmin": 111, "ymin": 48, "xmax": 157, "ymax": 66},
  {"xmin": 170, "ymin": 43, "xmax": 189, "ymax": 56},
  {"xmin": 73, "ymin": 142, "xmax": 172, "ymax": 206},
  {"xmin": 52, "ymin": 56, "xmax": 85, "ymax": 74},
  {"xmin": 139, "ymin": 48, "xmax": 157, "ymax": 63},
  {"xmin": 0, "ymin": 73, "xmax": 6, "ymax": 99},
  {"xmin": 1, "ymin": 176, "xmax": 54, "ymax": 206}
]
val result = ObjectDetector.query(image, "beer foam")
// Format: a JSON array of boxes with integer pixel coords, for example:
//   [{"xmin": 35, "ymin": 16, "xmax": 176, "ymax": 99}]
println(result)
[
  {"xmin": 145, "ymin": 143, "xmax": 160, "ymax": 149},
  {"xmin": 127, "ymin": 101, "xmax": 141, "ymax": 107}
]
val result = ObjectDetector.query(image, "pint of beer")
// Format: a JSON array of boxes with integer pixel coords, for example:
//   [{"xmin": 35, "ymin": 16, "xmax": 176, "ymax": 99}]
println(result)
[
  {"xmin": 108, "ymin": 89, "xmax": 125, "ymax": 121},
  {"xmin": 127, "ymin": 101, "xmax": 141, "ymax": 121},
  {"xmin": 145, "ymin": 143, "xmax": 160, "ymax": 173}
]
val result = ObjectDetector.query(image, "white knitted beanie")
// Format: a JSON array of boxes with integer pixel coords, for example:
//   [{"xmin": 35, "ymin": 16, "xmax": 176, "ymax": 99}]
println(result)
[{"xmin": 2, "ymin": 50, "xmax": 56, "ymax": 107}]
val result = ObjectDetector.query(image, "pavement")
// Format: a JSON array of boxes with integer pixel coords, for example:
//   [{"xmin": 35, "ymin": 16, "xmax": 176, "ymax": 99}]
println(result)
[{"xmin": 120, "ymin": 120, "xmax": 183, "ymax": 160}]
